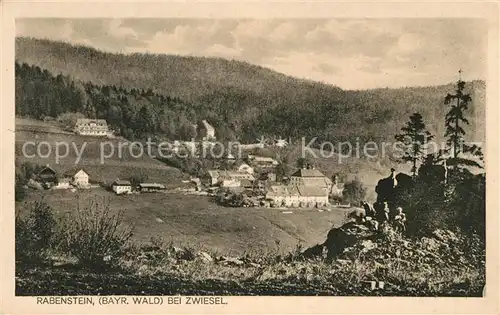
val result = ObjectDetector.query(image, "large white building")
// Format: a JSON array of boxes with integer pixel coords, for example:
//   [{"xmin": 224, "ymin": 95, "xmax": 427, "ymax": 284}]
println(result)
[
  {"xmin": 266, "ymin": 185, "xmax": 328, "ymax": 207},
  {"xmin": 74, "ymin": 118, "xmax": 109, "ymax": 136}
]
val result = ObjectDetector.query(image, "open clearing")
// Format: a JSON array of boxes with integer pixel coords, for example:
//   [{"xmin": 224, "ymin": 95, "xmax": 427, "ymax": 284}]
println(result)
[{"xmin": 18, "ymin": 189, "xmax": 348, "ymax": 254}]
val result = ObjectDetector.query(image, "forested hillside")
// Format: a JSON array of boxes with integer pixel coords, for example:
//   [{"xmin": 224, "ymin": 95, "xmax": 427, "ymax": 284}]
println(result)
[{"xmin": 15, "ymin": 37, "xmax": 485, "ymax": 144}]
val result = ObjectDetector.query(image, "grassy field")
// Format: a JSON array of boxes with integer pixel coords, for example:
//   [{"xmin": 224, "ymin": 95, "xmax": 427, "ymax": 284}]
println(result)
[
  {"xmin": 15, "ymin": 118, "xmax": 185, "ymax": 186},
  {"xmin": 18, "ymin": 188, "xmax": 349, "ymax": 255}
]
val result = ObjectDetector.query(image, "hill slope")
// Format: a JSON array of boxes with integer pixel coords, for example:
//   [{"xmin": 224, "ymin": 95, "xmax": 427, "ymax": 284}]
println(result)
[{"xmin": 15, "ymin": 37, "xmax": 485, "ymax": 145}]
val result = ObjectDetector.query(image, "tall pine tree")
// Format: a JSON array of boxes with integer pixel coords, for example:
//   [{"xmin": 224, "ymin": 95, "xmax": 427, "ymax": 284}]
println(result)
[
  {"xmin": 395, "ymin": 112, "xmax": 434, "ymax": 177},
  {"xmin": 444, "ymin": 70, "xmax": 471, "ymax": 159},
  {"xmin": 444, "ymin": 70, "xmax": 483, "ymax": 169}
]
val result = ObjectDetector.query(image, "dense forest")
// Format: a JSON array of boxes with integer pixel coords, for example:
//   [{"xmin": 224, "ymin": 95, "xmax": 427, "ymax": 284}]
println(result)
[{"xmin": 15, "ymin": 37, "xmax": 485, "ymax": 145}]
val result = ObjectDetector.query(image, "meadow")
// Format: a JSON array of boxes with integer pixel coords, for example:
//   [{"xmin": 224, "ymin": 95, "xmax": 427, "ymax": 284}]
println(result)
[{"xmin": 18, "ymin": 188, "xmax": 349, "ymax": 255}]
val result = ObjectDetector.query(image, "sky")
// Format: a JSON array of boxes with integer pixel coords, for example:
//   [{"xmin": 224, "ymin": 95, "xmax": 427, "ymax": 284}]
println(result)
[{"xmin": 16, "ymin": 18, "xmax": 488, "ymax": 90}]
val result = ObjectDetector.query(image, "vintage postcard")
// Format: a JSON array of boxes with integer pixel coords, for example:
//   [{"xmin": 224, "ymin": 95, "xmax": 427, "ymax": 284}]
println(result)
[{"xmin": 1, "ymin": 1, "xmax": 499, "ymax": 314}]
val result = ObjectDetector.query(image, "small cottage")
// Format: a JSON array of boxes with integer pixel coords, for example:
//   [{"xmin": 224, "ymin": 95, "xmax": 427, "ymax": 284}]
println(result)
[
  {"xmin": 64, "ymin": 169, "xmax": 90, "ymax": 188},
  {"xmin": 36, "ymin": 165, "xmax": 58, "ymax": 186},
  {"xmin": 112, "ymin": 179, "xmax": 132, "ymax": 195}
]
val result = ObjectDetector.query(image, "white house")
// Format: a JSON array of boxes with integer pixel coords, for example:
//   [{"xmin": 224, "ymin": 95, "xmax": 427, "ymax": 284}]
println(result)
[
  {"xmin": 62, "ymin": 168, "xmax": 91, "ymax": 188},
  {"xmin": 74, "ymin": 118, "xmax": 109, "ymax": 136},
  {"xmin": 112, "ymin": 179, "xmax": 132, "ymax": 195},
  {"xmin": 72, "ymin": 169, "xmax": 90, "ymax": 187}
]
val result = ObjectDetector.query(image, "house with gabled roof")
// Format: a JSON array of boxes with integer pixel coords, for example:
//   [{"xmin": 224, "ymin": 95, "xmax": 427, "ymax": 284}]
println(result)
[
  {"xmin": 36, "ymin": 165, "xmax": 57, "ymax": 186},
  {"xmin": 63, "ymin": 168, "xmax": 91, "ymax": 188}
]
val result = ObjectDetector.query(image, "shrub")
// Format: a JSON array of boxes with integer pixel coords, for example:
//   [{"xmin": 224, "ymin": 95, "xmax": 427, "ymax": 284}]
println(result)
[
  {"xmin": 58, "ymin": 197, "xmax": 134, "ymax": 270},
  {"xmin": 342, "ymin": 178, "xmax": 366, "ymax": 205},
  {"xmin": 15, "ymin": 200, "xmax": 56, "ymax": 264}
]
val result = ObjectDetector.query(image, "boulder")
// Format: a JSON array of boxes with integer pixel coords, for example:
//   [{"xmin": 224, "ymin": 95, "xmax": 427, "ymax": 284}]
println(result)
[{"xmin": 323, "ymin": 221, "xmax": 378, "ymax": 260}]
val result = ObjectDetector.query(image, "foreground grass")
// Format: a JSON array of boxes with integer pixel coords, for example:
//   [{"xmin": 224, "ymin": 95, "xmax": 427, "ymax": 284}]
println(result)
[{"xmin": 16, "ymin": 235, "xmax": 485, "ymax": 297}]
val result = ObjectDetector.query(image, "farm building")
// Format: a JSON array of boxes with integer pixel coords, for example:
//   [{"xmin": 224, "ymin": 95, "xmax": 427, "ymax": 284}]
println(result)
[
  {"xmin": 289, "ymin": 168, "xmax": 333, "ymax": 192},
  {"xmin": 266, "ymin": 185, "xmax": 329, "ymax": 207},
  {"xmin": 64, "ymin": 169, "xmax": 90, "ymax": 188},
  {"xmin": 74, "ymin": 118, "xmax": 109, "ymax": 136},
  {"xmin": 138, "ymin": 183, "xmax": 167, "ymax": 192},
  {"xmin": 112, "ymin": 179, "xmax": 132, "ymax": 195},
  {"xmin": 35, "ymin": 165, "xmax": 57, "ymax": 185}
]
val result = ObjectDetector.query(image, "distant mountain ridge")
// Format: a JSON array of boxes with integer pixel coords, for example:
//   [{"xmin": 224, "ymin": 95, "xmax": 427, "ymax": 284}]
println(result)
[{"xmin": 15, "ymin": 37, "xmax": 485, "ymax": 144}]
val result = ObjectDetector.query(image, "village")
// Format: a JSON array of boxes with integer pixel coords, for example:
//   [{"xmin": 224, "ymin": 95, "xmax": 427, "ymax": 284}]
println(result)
[{"xmin": 24, "ymin": 117, "xmax": 347, "ymax": 210}]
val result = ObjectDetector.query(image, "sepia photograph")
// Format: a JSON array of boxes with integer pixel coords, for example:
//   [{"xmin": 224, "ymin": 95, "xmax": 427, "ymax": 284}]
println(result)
[{"xmin": 7, "ymin": 10, "xmax": 493, "ymax": 303}]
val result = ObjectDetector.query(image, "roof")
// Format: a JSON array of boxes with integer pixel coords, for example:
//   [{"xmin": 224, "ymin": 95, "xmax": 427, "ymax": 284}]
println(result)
[
  {"xmin": 291, "ymin": 168, "xmax": 328, "ymax": 178},
  {"xmin": 113, "ymin": 179, "xmax": 131, "ymax": 186},
  {"xmin": 64, "ymin": 168, "xmax": 89, "ymax": 177},
  {"xmin": 302, "ymin": 177, "xmax": 332, "ymax": 187},
  {"xmin": 225, "ymin": 171, "xmax": 255, "ymax": 180},
  {"xmin": 297, "ymin": 186, "xmax": 328, "ymax": 197},
  {"xmin": 37, "ymin": 166, "xmax": 57, "ymax": 175},
  {"xmin": 76, "ymin": 118, "xmax": 108, "ymax": 126},
  {"xmin": 139, "ymin": 183, "xmax": 166, "ymax": 189},
  {"xmin": 251, "ymin": 155, "xmax": 278, "ymax": 163}
]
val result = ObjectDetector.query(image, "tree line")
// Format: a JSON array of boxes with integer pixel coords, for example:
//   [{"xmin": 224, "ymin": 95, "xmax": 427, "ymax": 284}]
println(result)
[{"xmin": 15, "ymin": 62, "xmax": 207, "ymax": 140}]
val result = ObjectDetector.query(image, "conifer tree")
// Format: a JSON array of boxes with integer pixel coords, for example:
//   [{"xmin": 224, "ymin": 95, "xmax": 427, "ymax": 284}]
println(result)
[
  {"xmin": 444, "ymin": 70, "xmax": 471, "ymax": 159},
  {"xmin": 395, "ymin": 112, "xmax": 434, "ymax": 176},
  {"xmin": 444, "ymin": 70, "xmax": 483, "ymax": 169}
]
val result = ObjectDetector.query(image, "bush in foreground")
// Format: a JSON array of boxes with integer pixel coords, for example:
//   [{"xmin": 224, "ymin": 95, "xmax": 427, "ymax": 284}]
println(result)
[
  {"xmin": 15, "ymin": 200, "xmax": 56, "ymax": 264},
  {"xmin": 57, "ymin": 197, "xmax": 134, "ymax": 270}
]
